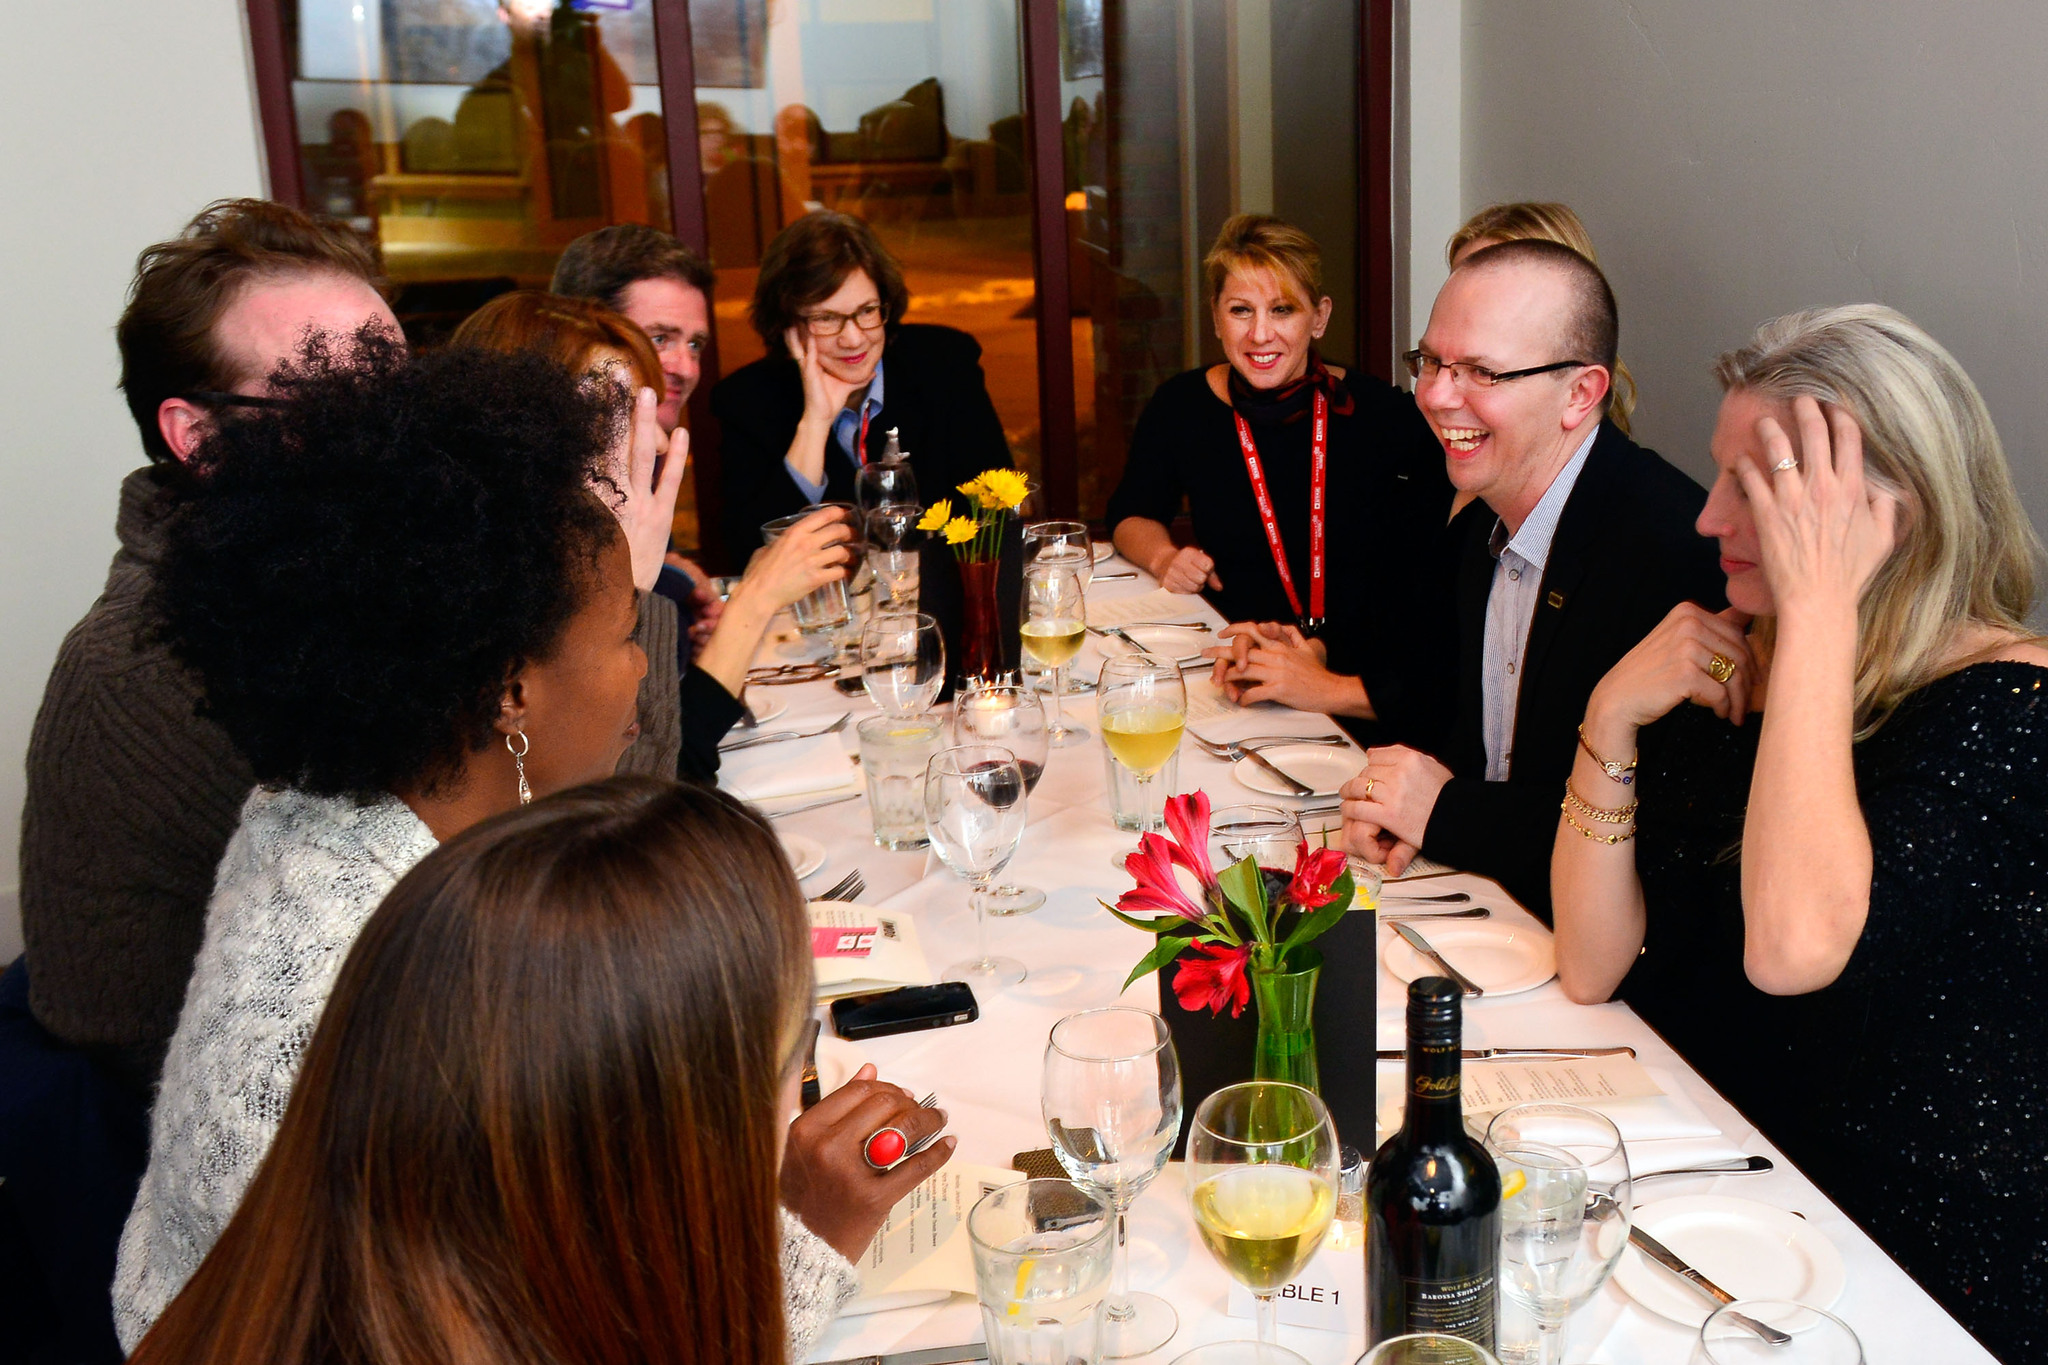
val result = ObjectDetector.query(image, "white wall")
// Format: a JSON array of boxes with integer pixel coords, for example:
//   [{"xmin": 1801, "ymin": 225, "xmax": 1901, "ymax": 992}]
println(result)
[
  {"xmin": 1398, "ymin": 0, "xmax": 1462, "ymax": 358},
  {"xmin": 1456, "ymin": 0, "xmax": 2048, "ymax": 581},
  {"xmin": 0, "ymin": 0, "xmax": 267, "ymax": 962}
]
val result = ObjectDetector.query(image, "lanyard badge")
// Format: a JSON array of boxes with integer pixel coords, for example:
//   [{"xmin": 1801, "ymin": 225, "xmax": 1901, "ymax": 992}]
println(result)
[{"xmin": 1233, "ymin": 387, "xmax": 1327, "ymax": 634}]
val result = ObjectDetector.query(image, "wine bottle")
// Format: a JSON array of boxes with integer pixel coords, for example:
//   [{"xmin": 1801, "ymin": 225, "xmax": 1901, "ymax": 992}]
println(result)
[{"xmin": 1366, "ymin": 976, "xmax": 1502, "ymax": 1348}]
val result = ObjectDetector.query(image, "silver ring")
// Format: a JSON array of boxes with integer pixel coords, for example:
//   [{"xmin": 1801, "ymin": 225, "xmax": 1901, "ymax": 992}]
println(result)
[{"xmin": 1772, "ymin": 456, "xmax": 1799, "ymax": 473}]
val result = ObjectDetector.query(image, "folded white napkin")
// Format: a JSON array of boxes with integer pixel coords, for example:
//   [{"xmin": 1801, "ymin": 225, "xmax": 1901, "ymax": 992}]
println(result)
[
  {"xmin": 1595, "ymin": 1066, "xmax": 1723, "ymax": 1142},
  {"xmin": 719, "ymin": 734, "xmax": 860, "ymax": 802}
]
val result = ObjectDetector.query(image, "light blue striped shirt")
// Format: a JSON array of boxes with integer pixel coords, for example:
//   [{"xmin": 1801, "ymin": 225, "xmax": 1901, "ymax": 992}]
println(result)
[{"xmin": 1480, "ymin": 424, "xmax": 1599, "ymax": 781}]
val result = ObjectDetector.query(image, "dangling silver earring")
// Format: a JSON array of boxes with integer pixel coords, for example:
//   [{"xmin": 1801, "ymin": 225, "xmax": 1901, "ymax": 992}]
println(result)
[{"xmin": 506, "ymin": 728, "xmax": 532, "ymax": 806}]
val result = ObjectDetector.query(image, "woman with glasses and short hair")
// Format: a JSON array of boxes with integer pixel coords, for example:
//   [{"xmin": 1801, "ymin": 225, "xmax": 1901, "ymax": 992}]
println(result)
[
  {"xmin": 1105, "ymin": 214, "xmax": 1451, "ymax": 735},
  {"xmin": 710, "ymin": 210, "xmax": 1014, "ymax": 566}
]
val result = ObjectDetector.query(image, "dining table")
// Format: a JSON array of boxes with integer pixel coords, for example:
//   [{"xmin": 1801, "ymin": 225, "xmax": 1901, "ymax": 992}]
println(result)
[{"xmin": 728, "ymin": 551, "xmax": 1996, "ymax": 1365}]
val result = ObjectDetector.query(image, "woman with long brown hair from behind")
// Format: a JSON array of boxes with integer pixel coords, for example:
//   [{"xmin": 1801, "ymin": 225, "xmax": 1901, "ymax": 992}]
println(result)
[{"xmin": 126, "ymin": 777, "xmax": 846, "ymax": 1365}]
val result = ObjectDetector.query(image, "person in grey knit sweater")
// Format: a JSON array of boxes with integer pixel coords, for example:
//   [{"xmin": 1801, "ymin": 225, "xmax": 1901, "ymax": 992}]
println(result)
[
  {"xmin": 110, "ymin": 342, "xmax": 951, "ymax": 1357},
  {"xmin": 124, "ymin": 778, "xmax": 870, "ymax": 1365}
]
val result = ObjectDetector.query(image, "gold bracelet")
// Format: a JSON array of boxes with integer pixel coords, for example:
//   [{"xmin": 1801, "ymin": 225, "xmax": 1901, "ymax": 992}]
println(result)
[
  {"xmin": 1561, "ymin": 800, "xmax": 1637, "ymax": 845},
  {"xmin": 1563, "ymin": 778, "xmax": 1638, "ymax": 824},
  {"xmin": 1577, "ymin": 723, "xmax": 1637, "ymax": 786}
]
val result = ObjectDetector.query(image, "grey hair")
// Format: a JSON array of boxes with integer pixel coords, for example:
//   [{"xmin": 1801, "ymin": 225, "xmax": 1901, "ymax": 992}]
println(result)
[{"xmin": 1714, "ymin": 304, "xmax": 2041, "ymax": 735}]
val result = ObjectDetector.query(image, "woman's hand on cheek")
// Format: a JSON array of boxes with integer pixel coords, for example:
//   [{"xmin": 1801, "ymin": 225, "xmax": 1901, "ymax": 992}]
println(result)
[{"xmin": 1742, "ymin": 396, "xmax": 1899, "ymax": 623}]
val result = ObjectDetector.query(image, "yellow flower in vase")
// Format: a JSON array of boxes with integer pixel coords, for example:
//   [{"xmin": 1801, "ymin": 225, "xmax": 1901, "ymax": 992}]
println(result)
[
  {"xmin": 977, "ymin": 468, "xmax": 1030, "ymax": 512},
  {"xmin": 917, "ymin": 498, "xmax": 954, "ymax": 532},
  {"xmin": 942, "ymin": 516, "xmax": 979, "ymax": 547}
]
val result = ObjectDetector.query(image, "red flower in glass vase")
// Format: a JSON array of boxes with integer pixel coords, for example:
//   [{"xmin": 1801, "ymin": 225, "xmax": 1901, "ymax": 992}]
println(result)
[
  {"xmin": 1117, "ymin": 833, "xmax": 1209, "ymax": 923},
  {"xmin": 1286, "ymin": 840, "xmax": 1349, "ymax": 909},
  {"xmin": 1171, "ymin": 941, "xmax": 1253, "ymax": 1018}
]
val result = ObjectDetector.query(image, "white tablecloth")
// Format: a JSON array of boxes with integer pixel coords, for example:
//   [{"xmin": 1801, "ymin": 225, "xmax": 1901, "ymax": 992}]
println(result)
[{"xmin": 743, "ymin": 556, "xmax": 1991, "ymax": 1365}]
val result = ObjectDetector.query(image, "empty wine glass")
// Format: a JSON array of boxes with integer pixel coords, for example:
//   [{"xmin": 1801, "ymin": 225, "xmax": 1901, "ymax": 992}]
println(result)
[
  {"xmin": 1699, "ymin": 1299, "xmax": 1865, "ymax": 1365},
  {"xmin": 1021, "ymin": 557, "xmax": 1089, "ymax": 746},
  {"xmin": 1484, "ymin": 1104, "xmax": 1633, "ymax": 1365},
  {"xmin": 1025, "ymin": 518, "xmax": 1095, "ymax": 583},
  {"xmin": 952, "ymin": 682, "xmax": 1050, "ymax": 916},
  {"xmin": 867, "ymin": 500, "xmax": 922, "ymax": 551},
  {"xmin": 1208, "ymin": 804, "xmax": 1303, "ymax": 874},
  {"xmin": 860, "ymin": 612, "xmax": 945, "ymax": 717},
  {"xmin": 926, "ymin": 743, "xmax": 1029, "ymax": 988},
  {"xmin": 1043, "ymin": 1007, "xmax": 1184, "ymax": 1358},
  {"xmin": 1179, "ymin": 1081, "xmax": 1340, "ymax": 1365},
  {"xmin": 855, "ymin": 453, "xmax": 918, "ymax": 515}
]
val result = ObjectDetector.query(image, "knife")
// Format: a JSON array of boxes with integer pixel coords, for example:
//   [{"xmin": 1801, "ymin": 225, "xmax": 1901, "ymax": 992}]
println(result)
[
  {"xmin": 1373, "ymin": 1046, "xmax": 1636, "ymax": 1061},
  {"xmin": 814, "ymin": 1346, "xmax": 990, "ymax": 1365},
  {"xmin": 1628, "ymin": 1226, "xmax": 1792, "ymax": 1345},
  {"xmin": 1391, "ymin": 922, "xmax": 1484, "ymax": 996},
  {"xmin": 1235, "ymin": 744, "xmax": 1316, "ymax": 797}
]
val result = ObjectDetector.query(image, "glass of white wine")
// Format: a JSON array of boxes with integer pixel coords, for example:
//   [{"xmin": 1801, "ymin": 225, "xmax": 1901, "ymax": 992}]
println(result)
[
  {"xmin": 1097, "ymin": 653, "xmax": 1187, "ymax": 833},
  {"xmin": 1178, "ymin": 1081, "xmax": 1340, "ymax": 1365},
  {"xmin": 1021, "ymin": 557, "xmax": 1089, "ymax": 746}
]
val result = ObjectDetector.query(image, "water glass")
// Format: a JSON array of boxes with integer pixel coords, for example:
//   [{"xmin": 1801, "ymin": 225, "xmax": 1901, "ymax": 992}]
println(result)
[
  {"xmin": 953, "ymin": 682, "xmax": 1050, "ymax": 916},
  {"xmin": 868, "ymin": 544, "xmax": 920, "ymax": 610},
  {"xmin": 1180, "ymin": 1082, "xmax": 1340, "ymax": 1365},
  {"xmin": 968, "ymin": 1178, "xmax": 1116, "ymax": 1365},
  {"xmin": 1103, "ymin": 746, "xmax": 1179, "ymax": 834},
  {"xmin": 1697, "ymin": 1299, "xmax": 1864, "ymax": 1365},
  {"xmin": 1043, "ymin": 1008, "xmax": 1183, "ymax": 1358},
  {"xmin": 1484, "ymin": 1105, "xmax": 1632, "ymax": 1365},
  {"xmin": 860, "ymin": 612, "xmax": 945, "ymax": 717},
  {"xmin": 1355, "ymin": 1337, "xmax": 1503, "ymax": 1365},
  {"xmin": 926, "ymin": 743, "xmax": 1029, "ymax": 987},
  {"xmin": 762, "ymin": 504, "xmax": 853, "ymax": 636},
  {"xmin": 857, "ymin": 714, "xmax": 944, "ymax": 850},
  {"xmin": 1209, "ymin": 804, "xmax": 1303, "ymax": 874}
]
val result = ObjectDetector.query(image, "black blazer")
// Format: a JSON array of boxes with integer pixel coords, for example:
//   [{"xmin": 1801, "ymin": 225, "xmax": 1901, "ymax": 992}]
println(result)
[
  {"xmin": 709, "ymin": 322, "xmax": 1014, "ymax": 565},
  {"xmin": 1416, "ymin": 424, "xmax": 1728, "ymax": 917}
]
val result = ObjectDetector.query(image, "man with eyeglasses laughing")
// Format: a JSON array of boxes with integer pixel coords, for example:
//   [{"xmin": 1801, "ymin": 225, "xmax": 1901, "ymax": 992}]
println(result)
[{"xmin": 1337, "ymin": 238, "xmax": 1724, "ymax": 918}]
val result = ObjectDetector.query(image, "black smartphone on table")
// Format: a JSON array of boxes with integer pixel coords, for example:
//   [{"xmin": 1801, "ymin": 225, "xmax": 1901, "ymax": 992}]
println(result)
[{"xmin": 830, "ymin": 982, "xmax": 979, "ymax": 1040}]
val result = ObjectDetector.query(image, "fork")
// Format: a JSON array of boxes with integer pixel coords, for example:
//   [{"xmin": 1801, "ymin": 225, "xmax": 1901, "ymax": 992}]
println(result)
[
  {"xmin": 902, "ymin": 1092, "xmax": 946, "ymax": 1161},
  {"xmin": 718, "ymin": 711, "xmax": 852, "ymax": 753},
  {"xmin": 814, "ymin": 869, "xmax": 865, "ymax": 902}
]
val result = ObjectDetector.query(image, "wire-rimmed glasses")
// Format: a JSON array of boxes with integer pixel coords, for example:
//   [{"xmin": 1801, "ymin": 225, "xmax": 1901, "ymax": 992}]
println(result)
[
  {"xmin": 925, "ymin": 743, "xmax": 1029, "ymax": 988},
  {"xmin": 1042, "ymin": 1007, "xmax": 1184, "ymax": 1358},
  {"xmin": 952, "ymin": 681, "xmax": 1049, "ymax": 916}
]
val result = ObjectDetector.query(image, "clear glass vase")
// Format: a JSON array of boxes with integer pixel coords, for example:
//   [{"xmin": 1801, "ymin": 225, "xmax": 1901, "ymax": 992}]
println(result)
[{"xmin": 1250, "ymin": 953, "xmax": 1321, "ymax": 1092}]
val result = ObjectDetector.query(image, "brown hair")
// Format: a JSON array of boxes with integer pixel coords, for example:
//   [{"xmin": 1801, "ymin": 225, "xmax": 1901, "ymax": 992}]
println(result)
[
  {"xmin": 1447, "ymin": 202, "xmax": 1636, "ymax": 433},
  {"xmin": 751, "ymin": 210, "xmax": 909, "ymax": 357},
  {"xmin": 1203, "ymin": 214, "xmax": 1326, "ymax": 311},
  {"xmin": 452, "ymin": 289, "xmax": 663, "ymax": 393},
  {"xmin": 552, "ymin": 224, "xmax": 716, "ymax": 311},
  {"xmin": 117, "ymin": 198, "xmax": 382, "ymax": 465},
  {"xmin": 128, "ymin": 776, "xmax": 812, "ymax": 1365}
]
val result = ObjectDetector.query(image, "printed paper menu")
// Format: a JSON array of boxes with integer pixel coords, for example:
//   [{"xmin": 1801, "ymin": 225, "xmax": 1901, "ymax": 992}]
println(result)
[
  {"xmin": 1375, "ymin": 1055, "xmax": 1665, "ymax": 1133},
  {"xmin": 843, "ymin": 1162, "xmax": 1024, "ymax": 1313},
  {"xmin": 809, "ymin": 902, "xmax": 933, "ymax": 1000}
]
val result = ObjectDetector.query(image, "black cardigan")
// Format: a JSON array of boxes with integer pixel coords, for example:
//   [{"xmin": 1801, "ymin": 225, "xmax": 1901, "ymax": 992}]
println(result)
[
  {"xmin": 709, "ymin": 322, "xmax": 1014, "ymax": 565},
  {"xmin": 1411, "ymin": 424, "xmax": 1728, "ymax": 917}
]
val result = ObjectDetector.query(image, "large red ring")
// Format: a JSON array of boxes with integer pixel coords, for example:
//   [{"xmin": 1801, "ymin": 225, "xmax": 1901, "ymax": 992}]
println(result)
[{"xmin": 862, "ymin": 1125, "xmax": 910, "ymax": 1171}]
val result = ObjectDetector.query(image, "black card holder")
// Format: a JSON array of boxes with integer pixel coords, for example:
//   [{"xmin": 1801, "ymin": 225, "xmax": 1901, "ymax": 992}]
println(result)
[{"xmin": 1160, "ymin": 908, "xmax": 1378, "ymax": 1157}]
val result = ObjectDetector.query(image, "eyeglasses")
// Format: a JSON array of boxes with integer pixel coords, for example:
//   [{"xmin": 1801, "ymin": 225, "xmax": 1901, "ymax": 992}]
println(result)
[
  {"xmin": 182, "ymin": 390, "xmax": 287, "ymax": 409},
  {"xmin": 801, "ymin": 301, "xmax": 887, "ymax": 337},
  {"xmin": 1402, "ymin": 350, "xmax": 1592, "ymax": 389}
]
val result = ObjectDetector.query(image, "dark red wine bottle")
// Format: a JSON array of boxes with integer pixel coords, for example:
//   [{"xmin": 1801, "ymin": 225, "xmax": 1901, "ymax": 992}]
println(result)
[{"xmin": 1366, "ymin": 976, "xmax": 1501, "ymax": 1348}]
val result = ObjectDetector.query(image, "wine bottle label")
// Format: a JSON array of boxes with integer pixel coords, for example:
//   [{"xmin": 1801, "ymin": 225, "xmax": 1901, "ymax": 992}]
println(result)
[
  {"xmin": 1400, "ymin": 1272, "xmax": 1496, "ymax": 1341},
  {"xmin": 1411, "ymin": 1072, "xmax": 1461, "ymax": 1099}
]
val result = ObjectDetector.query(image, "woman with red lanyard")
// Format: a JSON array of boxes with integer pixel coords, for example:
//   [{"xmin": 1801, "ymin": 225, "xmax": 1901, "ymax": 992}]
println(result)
[{"xmin": 1106, "ymin": 214, "xmax": 1451, "ymax": 735}]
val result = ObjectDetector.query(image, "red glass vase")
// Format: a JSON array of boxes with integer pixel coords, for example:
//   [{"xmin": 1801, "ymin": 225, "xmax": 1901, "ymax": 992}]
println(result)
[{"xmin": 957, "ymin": 556, "xmax": 1003, "ymax": 685}]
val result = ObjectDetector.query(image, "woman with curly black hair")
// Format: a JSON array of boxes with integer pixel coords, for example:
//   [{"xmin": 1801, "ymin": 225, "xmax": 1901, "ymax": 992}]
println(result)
[{"xmin": 109, "ymin": 333, "xmax": 655, "ymax": 1344}]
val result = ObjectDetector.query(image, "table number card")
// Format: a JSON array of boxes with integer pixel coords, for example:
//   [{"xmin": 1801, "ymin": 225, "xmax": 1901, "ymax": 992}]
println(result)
[{"xmin": 1225, "ymin": 1240, "xmax": 1363, "ymax": 1334}]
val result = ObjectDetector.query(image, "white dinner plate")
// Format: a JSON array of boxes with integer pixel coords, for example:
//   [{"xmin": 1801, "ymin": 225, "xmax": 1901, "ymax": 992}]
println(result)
[
  {"xmin": 1379, "ymin": 919, "xmax": 1556, "ymax": 995},
  {"xmin": 781, "ymin": 831, "xmax": 826, "ymax": 880},
  {"xmin": 812, "ymin": 1034, "xmax": 868, "ymax": 1097},
  {"xmin": 738, "ymin": 694, "xmax": 788, "ymax": 725},
  {"xmin": 1231, "ymin": 744, "xmax": 1359, "ymax": 798},
  {"xmin": 1107, "ymin": 623, "xmax": 1212, "ymax": 657},
  {"xmin": 1613, "ymin": 1195, "xmax": 1847, "ymax": 1329},
  {"xmin": 1091, "ymin": 540, "xmax": 1115, "ymax": 564}
]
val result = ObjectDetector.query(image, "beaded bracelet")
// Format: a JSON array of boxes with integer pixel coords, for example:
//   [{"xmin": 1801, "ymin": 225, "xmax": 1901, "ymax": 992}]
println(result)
[
  {"xmin": 1563, "ymin": 778, "xmax": 1638, "ymax": 824},
  {"xmin": 1577, "ymin": 723, "xmax": 1637, "ymax": 785}
]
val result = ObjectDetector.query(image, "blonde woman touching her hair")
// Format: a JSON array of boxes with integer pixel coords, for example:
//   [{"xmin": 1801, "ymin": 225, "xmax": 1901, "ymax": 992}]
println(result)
[{"xmin": 1551, "ymin": 305, "xmax": 2047, "ymax": 1356}]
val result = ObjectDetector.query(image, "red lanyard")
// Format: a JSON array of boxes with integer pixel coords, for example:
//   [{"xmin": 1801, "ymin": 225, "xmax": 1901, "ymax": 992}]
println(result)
[
  {"xmin": 1232, "ymin": 387, "xmax": 1327, "ymax": 630},
  {"xmin": 855, "ymin": 406, "xmax": 870, "ymax": 467}
]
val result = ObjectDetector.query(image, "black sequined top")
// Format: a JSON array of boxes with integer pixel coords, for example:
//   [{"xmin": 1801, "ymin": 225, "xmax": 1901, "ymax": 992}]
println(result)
[{"xmin": 1619, "ymin": 662, "xmax": 2048, "ymax": 1360}]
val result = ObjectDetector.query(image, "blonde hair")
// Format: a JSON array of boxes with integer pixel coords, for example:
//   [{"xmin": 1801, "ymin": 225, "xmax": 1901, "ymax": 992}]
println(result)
[
  {"xmin": 1448, "ymin": 202, "xmax": 1637, "ymax": 434},
  {"xmin": 1714, "ymin": 304, "xmax": 2042, "ymax": 735},
  {"xmin": 1204, "ymin": 214, "xmax": 1324, "ymax": 311}
]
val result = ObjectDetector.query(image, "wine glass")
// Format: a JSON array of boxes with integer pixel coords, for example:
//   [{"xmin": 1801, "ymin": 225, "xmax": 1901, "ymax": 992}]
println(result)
[
  {"xmin": 1208, "ymin": 804, "xmax": 1303, "ymax": 875},
  {"xmin": 1025, "ymin": 518, "xmax": 1095, "ymax": 583},
  {"xmin": 1699, "ymin": 1300, "xmax": 1865, "ymax": 1365},
  {"xmin": 1022, "ymin": 557, "xmax": 1089, "ymax": 746},
  {"xmin": 926, "ymin": 743, "xmax": 1029, "ymax": 988},
  {"xmin": 952, "ymin": 682, "xmax": 1050, "ymax": 916},
  {"xmin": 855, "ymin": 455, "xmax": 918, "ymax": 516},
  {"xmin": 1179, "ymin": 1081, "xmax": 1340, "ymax": 1365},
  {"xmin": 1043, "ymin": 1007, "xmax": 1184, "ymax": 1358},
  {"xmin": 1097, "ymin": 653, "xmax": 1187, "ymax": 836},
  {"xmin": 860, "ymin": 612, "xmax": 945, "ymax": 717},
  {"xmin": 1355, "ymin": 1337, "xmax": 1502, "ymax": 1365},
  {"xmin": 1484, "ymin": 1104, "xmax": 1633, "ymax": 1365}
]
